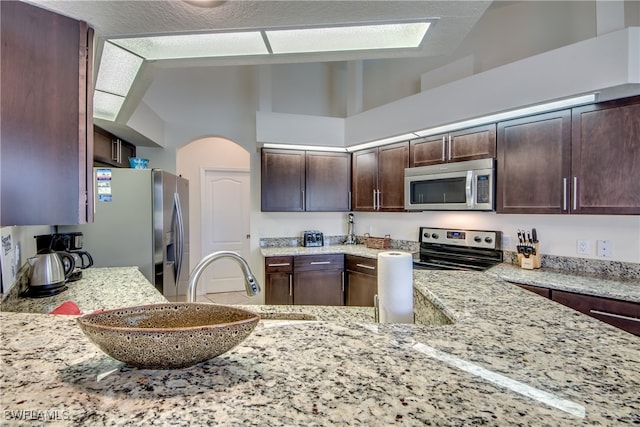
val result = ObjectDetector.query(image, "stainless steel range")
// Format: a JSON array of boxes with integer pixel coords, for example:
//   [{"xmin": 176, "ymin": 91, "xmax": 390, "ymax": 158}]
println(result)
[{"xmin": 414, "ymin": 227, "xmax": 503, "ymax": 271}]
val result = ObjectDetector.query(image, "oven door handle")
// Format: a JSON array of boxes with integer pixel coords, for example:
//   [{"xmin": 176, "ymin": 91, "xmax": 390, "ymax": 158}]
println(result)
[{"xmin": 465, "ymin": 170, "xmax": 474, "ymax": 209}]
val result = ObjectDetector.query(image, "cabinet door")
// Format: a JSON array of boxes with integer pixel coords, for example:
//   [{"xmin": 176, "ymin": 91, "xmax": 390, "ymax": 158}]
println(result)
[
  {"xmin": 265, "ymin": 272, "xmax": 293, "ymax": 305},
  {"xmin": 1, "ymin": 1, "xmax": 93, "ymax": 225},
  {"xmin": 496, "ymin": 110, "xmax": 571, "ymax": 214},
  {"xmin": 94, "ymin": 127, "xmax": 117, "ymax": 166},
  {"xmin": 410, "ymin": 134, "xmax": 446, "ymax": 167},
  {"xmin": 261, "ymin": 149, "xmax": 305, "ymax": 211},
  {"xmin": 352, "ymin": 148, "xmax": 378, "ymax": 211},
  {"xmin": 378, "ymin": 142, "xmax": 409, "ymax": 211},
  {"xmin": 294, "ymin": 269, "xmax": 344, "ymax": 306},
  {"xmin": 449, "ymin": 124, "xmax": 496, "ymax": 162},
  {"xmin": 305, "ymin": 151, "xmax": 351, "ymax": 211},
  {"xmin": 552, "ymin": 290, "xmax": 640, "ymax": 336},
  {"xmin": 571, "ymin": 96, "xmax": 640, "ymax": 215},
  {"xmin": 345, "ymin": 271, "xmax": 377, "ymax": 306}
]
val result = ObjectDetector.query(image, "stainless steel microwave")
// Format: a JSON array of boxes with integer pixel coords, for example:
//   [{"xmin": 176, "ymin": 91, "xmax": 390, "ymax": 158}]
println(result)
[{"xmin": 404, "ymin": 158, "xmax": 495, "ymax": 211}]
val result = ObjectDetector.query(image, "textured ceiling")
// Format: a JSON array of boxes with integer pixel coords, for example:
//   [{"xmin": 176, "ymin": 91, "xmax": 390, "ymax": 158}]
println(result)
[
  {"xmin": 25, "ymin": 1, "xmax": 492, "ymax": 63},
  {"xmin": 23, "ymin": 1, "xmax": 493, "ymax": 145}
]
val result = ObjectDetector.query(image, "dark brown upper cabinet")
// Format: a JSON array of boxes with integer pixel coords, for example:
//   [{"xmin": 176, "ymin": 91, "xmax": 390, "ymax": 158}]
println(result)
[
  {"xmin": 410, "ymin": 124, "xmax": 496, "ymax": 167},
  {"xmin": 1, "ymin": 1, "xmax": 94, "ymax": 226},
  {"xmin": 94, "ymin": 126, "xmax": 136, "ymax": 169},
  {"xmin": 352, "ymin": 141, "xmax": 409, "ymax": 212},
  {"xmin": 497, "ymin": 95, "xmax": 640, "ymax": 215},
  {"xmin": 496, "ymin": 110, "xmax": 572, "ymax": 214},
  {"xmin": 570, "ymin": 95, "xmax": 640, "ymax": 215},
  {"xmin": 261, "ymin": 148, "xmax": 351, "ymax": 212}
]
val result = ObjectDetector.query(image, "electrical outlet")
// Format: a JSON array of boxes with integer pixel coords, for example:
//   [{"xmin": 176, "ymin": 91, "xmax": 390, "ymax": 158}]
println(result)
[
  {"xmin": 576, "ymin": 240, "xmax": 591, "ymax": 255},
  {"xmin": 597, "ymin": 240, "xmax": 612, "ymax": 257}
]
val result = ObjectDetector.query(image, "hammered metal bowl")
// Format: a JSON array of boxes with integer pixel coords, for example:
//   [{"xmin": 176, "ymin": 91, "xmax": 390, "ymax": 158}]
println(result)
[{"xmin": 77, "ymin": 303, "xmax": 259, "ymax": 369}]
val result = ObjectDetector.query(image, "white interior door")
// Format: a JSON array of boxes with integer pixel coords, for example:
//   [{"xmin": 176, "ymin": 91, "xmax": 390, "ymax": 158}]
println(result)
[{"xmin": 201, "ymin": 169, "xmax": 250, "ymax": 293}]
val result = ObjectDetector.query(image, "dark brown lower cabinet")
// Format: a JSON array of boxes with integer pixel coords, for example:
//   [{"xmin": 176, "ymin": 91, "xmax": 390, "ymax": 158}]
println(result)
[
  {"xmin": 552, "ymin": 290, "xmax": 640, "ymax": 336},
  {"xmin": 264, "ymin": 256, "xmax": 293, "ymax": 305},
  {"xmin": 345, "ymin": 255, "xmax": 377, "ymax": 307},
  {"xmin": 293, "ymin": 254, "xmax": 344, "ymax": 306}
]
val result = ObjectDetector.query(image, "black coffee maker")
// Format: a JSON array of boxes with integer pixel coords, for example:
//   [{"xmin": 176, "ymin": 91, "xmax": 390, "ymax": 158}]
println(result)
[{"xmin": 35, "ymin": 233, "xmax": 93, "ymax": 282}]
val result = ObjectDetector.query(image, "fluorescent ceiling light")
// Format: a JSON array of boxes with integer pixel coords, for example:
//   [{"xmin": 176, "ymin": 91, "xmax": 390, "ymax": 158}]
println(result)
[
  {"xmin": 93, "ymin": 91, "xmax": 125, "ymax": 121},
  {"xmin": 413, "ymin": 94, "xmax": 598, "ymax": 137},
  {"xmin": 262, "ymin": 143, "xmax": 347, "ymax": 152},
  {"xmin": 95, "ymin": 42, "xmax": 143, "ymax": 97},
  {"xmin": 111, "ymin": 32, "xmax": 268, "ymax": 60},
  {"xmin": 266, "ymin": 22, "xmax": 431, "ymax": 54}
]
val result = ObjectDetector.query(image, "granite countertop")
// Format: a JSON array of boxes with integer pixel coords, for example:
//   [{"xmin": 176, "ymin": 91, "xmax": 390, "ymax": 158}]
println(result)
[
  {"xmin": 263, "ymin": 244, "xmax": 640, "ymax": 303},
  {"xmin": 1, "ymin": 266, "xmax": 640, "ymax": 425},
  {"xmin": 487, "ymin": 263, "xmax": 640, "ymax": 303},
  {"xmin": 0, "ymin": 267, "xmax": 167, "ymax": 314}
]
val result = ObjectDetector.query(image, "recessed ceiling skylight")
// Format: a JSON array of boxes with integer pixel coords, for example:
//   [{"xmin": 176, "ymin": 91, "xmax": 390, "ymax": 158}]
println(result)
[
  {"xmin": 111, "ymin": 32, "xmax": 268, "ymax": 60},
  {"xmin": 266, "ymin": 22, "xmax": 432, "ymax": 54}
]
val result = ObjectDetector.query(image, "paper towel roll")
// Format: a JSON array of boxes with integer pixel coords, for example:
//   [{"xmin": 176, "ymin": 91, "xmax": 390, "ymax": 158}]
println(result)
[{"xmin": 377, "ymin": 251, "xmax": 413, "ymax": 324}]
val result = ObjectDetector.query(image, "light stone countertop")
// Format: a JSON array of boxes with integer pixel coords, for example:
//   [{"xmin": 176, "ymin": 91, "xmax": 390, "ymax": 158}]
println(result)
[{"xmin": 1, "ymin": 265, "xmax": 640, "ymax": 425}]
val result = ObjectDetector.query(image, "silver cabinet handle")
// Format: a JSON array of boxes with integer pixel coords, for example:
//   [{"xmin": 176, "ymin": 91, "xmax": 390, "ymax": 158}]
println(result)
[
  {"xmin": 372, "ymin": 189, "xmax": 377, "ymax": 210},
  {"xmin": 302, "ymin": 190, "xmax": 305, "ymax": 211},
  {"xmin": 356, "ymin": 263, "xmax": 376, "ymax": 270},
  {"xmin": 289, "ymin": 274, "xmax": 293, "ymax": 297},
  {"xmin": 441, "ymin": 136, "xmax": 446, "ymax": 161},
  {"xmin": 267, "ymin": 263, "xmax": 290, "ymax": 267},
  {"xmin": 562, "ymin": 178, "xmax": 568, "ymax": 211},
  {"xmin": 573, "ymin": 176, "xmax": 578, "ymax": 211},
  {"xmin": 374, "ymin": 294, "xmax": 379, "ymax": 323},
  {"xmin": 348, "ymin": 191, "xmax": 352, "ymax": 211},
  {"xmin": 341, "ymin": 271, "xmax": 345, "ymax": 293},
  {"xmin": 310, "ymin": 261, "xmax": 331, "ymax": 265},
  {"xmin": 448, "ymin": 135, "xmax": 452, "ymax": 160},
  {"xmin": 590, "ymin": 309, "xmax": 640, "ymax": 323},
  {"xmin": 376, "ymin": 189, "xmax": 381, "ymax": 210}
]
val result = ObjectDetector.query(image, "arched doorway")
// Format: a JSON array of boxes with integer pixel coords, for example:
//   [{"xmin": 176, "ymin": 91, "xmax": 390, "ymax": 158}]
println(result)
[{"xmin": 177, "ymin": 137, "xmax": 250, "ymax": 300}]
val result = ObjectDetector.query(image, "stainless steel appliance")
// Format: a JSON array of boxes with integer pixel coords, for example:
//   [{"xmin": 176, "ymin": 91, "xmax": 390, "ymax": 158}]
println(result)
[
  {"xmin": 59, "ymin": 168, "xmax": 189, "ymax": 299},
  {"xmin": 23, "ymin": 249, "xmax": 74, "ymax": 297},
  {"xmin": 414, "ymin": 227, "xmax": 503, "ymax": 271},
  {"xmin": 303, "ymin": 231, "xmax": 324, "ymax": 247},
  {"xmin": 404, "ymin": 159, "xmax": 495, "ymax": 211},
  {"xmin": 35, "ymin": 233, "xmax": 93, "ymax": 282}
]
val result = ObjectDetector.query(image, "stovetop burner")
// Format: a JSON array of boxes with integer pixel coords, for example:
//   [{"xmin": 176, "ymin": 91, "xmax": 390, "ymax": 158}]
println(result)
[{"xmin": 414, "ymin": 227, "xmax": 503, "ymax": 271}]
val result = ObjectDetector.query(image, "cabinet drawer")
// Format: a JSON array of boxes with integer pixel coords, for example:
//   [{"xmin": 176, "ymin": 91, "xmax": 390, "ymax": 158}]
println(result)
[
  {"xmin": 552, "ymin": 290, "xmax": 640, "ymax": 336},
  {"xmin": 294, "ymin": 254, "xmax": 344, "ymax": 271},
  {"xmin": 265, "ymin": 256, "xmax": 293, "ymax": 273},
  {"xmin": 345, "ymin": 255, "xmax": 377, "ymax": 276}
]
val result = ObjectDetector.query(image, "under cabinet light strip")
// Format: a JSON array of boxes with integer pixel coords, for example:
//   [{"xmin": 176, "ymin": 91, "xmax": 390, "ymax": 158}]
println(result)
[{"xmin": 262, "ymin": 143, "xmax": 347, "ymax": 152}]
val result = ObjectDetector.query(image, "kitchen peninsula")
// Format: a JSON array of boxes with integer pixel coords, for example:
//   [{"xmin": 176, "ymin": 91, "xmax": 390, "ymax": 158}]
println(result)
[{"xmin": 1, "ymin": 263, "xmax": 639, "ymax": 425}]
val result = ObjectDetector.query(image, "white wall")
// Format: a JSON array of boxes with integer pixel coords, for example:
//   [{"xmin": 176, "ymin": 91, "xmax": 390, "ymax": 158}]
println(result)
[{"xmin": 176, "ymin": 137, "xmax": 250, "ymax": 273}]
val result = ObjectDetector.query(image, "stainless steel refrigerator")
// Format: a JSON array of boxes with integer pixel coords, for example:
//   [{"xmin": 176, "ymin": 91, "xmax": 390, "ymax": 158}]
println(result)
[{"xmin": 60, "ymin": 168, "xmax": 189, "ymax": 300}]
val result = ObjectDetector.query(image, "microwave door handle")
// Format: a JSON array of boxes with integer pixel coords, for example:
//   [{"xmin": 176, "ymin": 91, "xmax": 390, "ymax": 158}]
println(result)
[{"xmin": 466, "ymin": 170, "xmax": 474, "ymax": 208}]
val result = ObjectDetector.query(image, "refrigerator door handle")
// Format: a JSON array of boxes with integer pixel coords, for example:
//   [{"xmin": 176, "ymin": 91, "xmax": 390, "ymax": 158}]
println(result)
[{"xmin": 174, "ymin": 192, "xmax": 185, "ymax": 289}]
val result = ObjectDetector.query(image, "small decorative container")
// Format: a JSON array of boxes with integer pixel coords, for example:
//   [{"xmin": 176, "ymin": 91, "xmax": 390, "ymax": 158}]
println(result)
[
  {"xmin": 364, "ymin": 233, "xmax": 391, "ymax": 249},
  {"xmin": 129, "ymin": 157, "xmax": 149, "ymax": 169}
]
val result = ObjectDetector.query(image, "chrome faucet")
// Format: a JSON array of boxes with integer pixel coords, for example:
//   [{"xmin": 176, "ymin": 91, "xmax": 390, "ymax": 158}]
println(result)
[{"xmin": 187, "ymin": 251, "xmax": 261, "ymax": 303}]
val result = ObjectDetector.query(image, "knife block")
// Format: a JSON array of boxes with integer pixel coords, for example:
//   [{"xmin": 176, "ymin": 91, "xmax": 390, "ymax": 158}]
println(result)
[{"xmin": 518, "ymin": 243, "xmax": 541, "ymax": 270}]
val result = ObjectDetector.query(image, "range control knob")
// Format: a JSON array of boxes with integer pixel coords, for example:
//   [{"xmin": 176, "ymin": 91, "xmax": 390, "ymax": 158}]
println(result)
[
  {"xmin": 474, "ymin": 236, "xmax": 482, "ymax": 243},
  {"xmin": 423, "ymin": 232, "xmax": 430, "ymax": 239},
  {"xmin": 431, "ymin": 233, "xmax": 439, "ymax": 239},
  {"xmin": 484, "ymin": 237, "xmax": 493, "ymax": 244}
]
